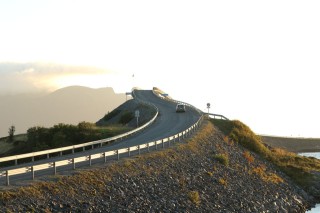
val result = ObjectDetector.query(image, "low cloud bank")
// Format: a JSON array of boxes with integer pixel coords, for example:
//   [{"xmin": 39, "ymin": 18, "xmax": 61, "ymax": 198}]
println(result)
[{"xmin": 0, "ymin": 62, "xmax": 109, "ymax": 94}]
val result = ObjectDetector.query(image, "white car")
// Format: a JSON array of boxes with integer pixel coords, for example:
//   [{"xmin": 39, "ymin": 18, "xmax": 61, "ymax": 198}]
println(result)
[{"xmin": 176, "ymin": 104, "xmax": 186, "ymax": 113}]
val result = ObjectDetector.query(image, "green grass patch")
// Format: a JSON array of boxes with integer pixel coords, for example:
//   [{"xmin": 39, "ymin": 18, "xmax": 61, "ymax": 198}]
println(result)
[{"xmin": 213, "ymin": 153, "xmax": 229, "ymax": 166}]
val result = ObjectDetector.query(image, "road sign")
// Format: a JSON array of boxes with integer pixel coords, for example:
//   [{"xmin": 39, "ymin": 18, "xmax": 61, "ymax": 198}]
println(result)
[
  {"xmin": 207, "ymin": 103, "xmax": 211, "ymax": 113},
  {"xmin": 135, "ymin": 110, "xmax": 140, "ymax": 118},
  {"xmin": 135, "ymin": 110, "xmax": 140, "ymax": 127}
]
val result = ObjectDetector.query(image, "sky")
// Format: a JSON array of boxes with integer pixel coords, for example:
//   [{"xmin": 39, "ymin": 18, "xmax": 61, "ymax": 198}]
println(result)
[{"xmin": 0, "ymin": 0, "xmax": 319, "ymax": 138}]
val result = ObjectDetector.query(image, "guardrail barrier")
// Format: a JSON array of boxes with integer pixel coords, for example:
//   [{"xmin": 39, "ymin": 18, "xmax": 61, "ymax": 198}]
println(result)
[{"xmin": 0, "ymin": 88, "xmax": 204, "ymax": 186}]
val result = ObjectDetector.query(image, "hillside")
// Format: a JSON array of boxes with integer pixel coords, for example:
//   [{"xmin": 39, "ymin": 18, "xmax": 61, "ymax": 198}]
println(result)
[
  {"xmin": 0, "ymin": 86, "xmax": 126, "ymax": 137},
  {"xmin": 96, "ymin": 99, "xmax": 156, "ymax": 128},
  {"xmin": 0, "ymin": 120, "xmax": 316, "ymax": 212}
]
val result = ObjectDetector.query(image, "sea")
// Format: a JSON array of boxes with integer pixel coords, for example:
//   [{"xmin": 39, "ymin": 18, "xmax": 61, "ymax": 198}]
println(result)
[{"xmin": 300, "ymin": 152, "xmax": 320, "ymax": 213}]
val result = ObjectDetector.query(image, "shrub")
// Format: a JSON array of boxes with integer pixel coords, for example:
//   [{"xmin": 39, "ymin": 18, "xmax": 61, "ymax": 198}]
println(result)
[
  {"xmin": 243, "ymin": 151, "xmax": 255, "ymax": 164},
  {"xmin": 229, "ymin": 121, "xmax": 271, "ymax": 158},
  {"xmin": 213, "ymin": 154, "xmax": 229, "ymax": 166},
  {"xmin": 218, "ymin": 178, "xmax": 227, "ymax": 186},
  {"xmin": 211, "ymin": 119, "xmax": 271, "ymax": 158},
  {"xmin": 188, "ymin": 191, "xmax": 200, "ymax": 206}
]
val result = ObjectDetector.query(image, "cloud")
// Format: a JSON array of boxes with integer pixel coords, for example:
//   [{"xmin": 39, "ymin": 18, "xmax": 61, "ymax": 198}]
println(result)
[
  {"xmin": 0, "ymin": 62, "xmax": 107, "ymax": 75},
  {"xmin": 0, "ymin": 62, "xmax": 111, "ymax": 94}
]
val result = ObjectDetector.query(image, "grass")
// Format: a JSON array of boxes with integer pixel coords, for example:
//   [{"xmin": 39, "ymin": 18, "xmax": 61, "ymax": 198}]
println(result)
[
  {"xmin": 218, "ymin": 178, "xmax": 227, "ymax": 186},
  {"xmin": 0, "ymin": 140, "xmax": 14, "ymax": 155},
  {"xmin": 211, "ymin": 119, "xmax": 320, "ymax": 197},
  {"xmin": 0, "ymin": 134, "xmax": 27, "ymax": 155},
  {"xmin": 243, "ymin": 151, "xmax": 255, "ymax": 164},
  {"xmin": 213, "ymin": 153, "xmax": 229, "ymax": 167},
  {"xmin": 188, "ymin": 191, "xmax": 200, "ymax": 206},
  {"xmin": 95, "ymin": 125, "xmax": 132, "ymax": 138},
  {"xmin": 250, "ymin": 164, "xmax": 284, "ymax": 184}
]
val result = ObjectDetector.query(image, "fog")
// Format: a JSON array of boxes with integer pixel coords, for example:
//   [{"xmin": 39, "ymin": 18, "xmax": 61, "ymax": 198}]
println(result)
[{"xmin": 0, "ymin": 62, "xmax": 110, "ymax": 94}]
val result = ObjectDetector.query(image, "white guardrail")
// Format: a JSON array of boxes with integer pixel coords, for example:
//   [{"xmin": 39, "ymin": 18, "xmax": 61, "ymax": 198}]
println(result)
[{"xmin": 0, "ymin": 89, "xmax": 204, "ymax": 186}]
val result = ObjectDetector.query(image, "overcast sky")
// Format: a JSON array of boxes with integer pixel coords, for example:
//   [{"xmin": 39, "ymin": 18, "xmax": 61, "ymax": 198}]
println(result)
[{"xmin": 0, "ymin": 0, "xmax": 319, "ymax": 137}]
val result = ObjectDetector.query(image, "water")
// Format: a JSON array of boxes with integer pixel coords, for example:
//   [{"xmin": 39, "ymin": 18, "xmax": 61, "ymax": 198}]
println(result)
[
  {"xmin": 300, "ymin": 152, "xmax": 320, "ymax": 213},
  {"xmin": 307, "ymin": 204, "xmax": 320, "ymax": 213},
  {"xmin": 299, "ymin": 152, "xmax": 320, "ymax": 159}
]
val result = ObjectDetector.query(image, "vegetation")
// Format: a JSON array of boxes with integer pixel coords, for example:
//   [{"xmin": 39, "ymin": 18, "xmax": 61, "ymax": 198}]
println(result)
[
  {"xmin": 0, "ymin": 122, "xmax": 131, "ymax": 158},
  {"xmin": 119, "ymin": 111, "xmax": 134, "ymax": 125},
  {"xmin": 1, "ymin": 99, "xmax": 155, "ymax": 159},
  {"xmin": 8, "ymin": 125, "xmax": 15, "ymax": 143},
  {"xmin": 211, "ymin": 119, "xmax": 320, "ymax": 198},
  {"xmin": 188, "ymin": 191, "xmax": 200, "ymax": 206},
  {"xmin": 250, "ymin": 164, "xmax": 284, "ymax": 184},
  {"xmin": 213, "ymin": 153, "xmax": 229, "ymax": 166},
  {"xmin": 243, "ymin": 151, "xmax": 255, "ymax": 164},
  {"xmin": 101, "ymin": 109, "xmax": 121, "ymax": 121},
  {"xmin": 0, "ymin": 119, "xmax": 315, "ymax": 211},
  {"xmin": 218, "ymin": 178, "xmax": 227, "ymax": 186}
]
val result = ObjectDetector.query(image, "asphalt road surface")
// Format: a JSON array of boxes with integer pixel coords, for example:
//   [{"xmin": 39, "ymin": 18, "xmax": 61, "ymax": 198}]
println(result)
[{"xmin": 0, "ymin": 89, "xmax": 202, "ymax": 186}]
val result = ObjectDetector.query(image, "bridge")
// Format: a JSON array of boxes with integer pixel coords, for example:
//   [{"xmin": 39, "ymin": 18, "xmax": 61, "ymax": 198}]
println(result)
[{"xmin": 0, "ymin": 88, "xmax": 213, "ymax": 186}]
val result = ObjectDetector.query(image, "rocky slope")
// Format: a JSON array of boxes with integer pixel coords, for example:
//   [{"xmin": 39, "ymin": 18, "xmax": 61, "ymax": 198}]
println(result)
[{"xmin": 0, "ymin": 121, "xmax": 314, "ymax": 212}]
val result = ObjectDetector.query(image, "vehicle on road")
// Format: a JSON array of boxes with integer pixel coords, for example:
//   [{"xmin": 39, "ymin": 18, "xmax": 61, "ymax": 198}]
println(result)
[{"xmin": 176, "ymin": 104, "xmax": 186, "ymax": 113}]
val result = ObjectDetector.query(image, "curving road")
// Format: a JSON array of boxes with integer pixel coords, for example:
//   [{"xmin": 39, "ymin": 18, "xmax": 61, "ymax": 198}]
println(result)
[
  {"xmin": 0, "ymin": 89, "xmax": 202, "ymax": 185},
  {"xmin": 108, "ymin": 90, "xmax": 201, "ymax": 148}
]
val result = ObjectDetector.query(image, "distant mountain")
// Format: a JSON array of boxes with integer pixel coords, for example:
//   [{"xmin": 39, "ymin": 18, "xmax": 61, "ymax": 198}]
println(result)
[{"xmin": 0, "ymin": 86, "xmax": 126, "ymax": 137}]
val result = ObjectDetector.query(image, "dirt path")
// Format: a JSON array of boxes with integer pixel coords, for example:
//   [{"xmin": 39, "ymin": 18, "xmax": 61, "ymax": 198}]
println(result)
[{"xmin": 261, "ymin": 135, "xmax": 320, "ymax": 153}]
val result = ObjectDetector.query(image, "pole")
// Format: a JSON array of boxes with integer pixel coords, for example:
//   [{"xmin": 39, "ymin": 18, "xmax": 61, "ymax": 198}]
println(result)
[{"xmin": 6, "ymin": 171, "xmax": 9, "ymax": 186}]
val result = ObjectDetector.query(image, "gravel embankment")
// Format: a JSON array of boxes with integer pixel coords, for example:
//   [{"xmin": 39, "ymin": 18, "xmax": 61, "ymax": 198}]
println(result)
[{"xmin": 0, "ymin": 122, "xmax": 314, "ymax": 212}]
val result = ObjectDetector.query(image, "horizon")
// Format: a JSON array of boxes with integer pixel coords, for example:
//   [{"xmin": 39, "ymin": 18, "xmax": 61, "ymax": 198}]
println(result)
[{"xmin": 1, "ymin": 1, "xmax": 319, "ymax": 138}]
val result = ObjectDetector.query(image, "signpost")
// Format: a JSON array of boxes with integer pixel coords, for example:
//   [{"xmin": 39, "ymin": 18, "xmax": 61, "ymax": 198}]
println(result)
[
  {"xmin": 207, "ymin": 103, "xmax": 211, "ymax": 114},
  {"xmin": 135, "ymin": 110, "xmax": 140, "ymax": 127}
]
